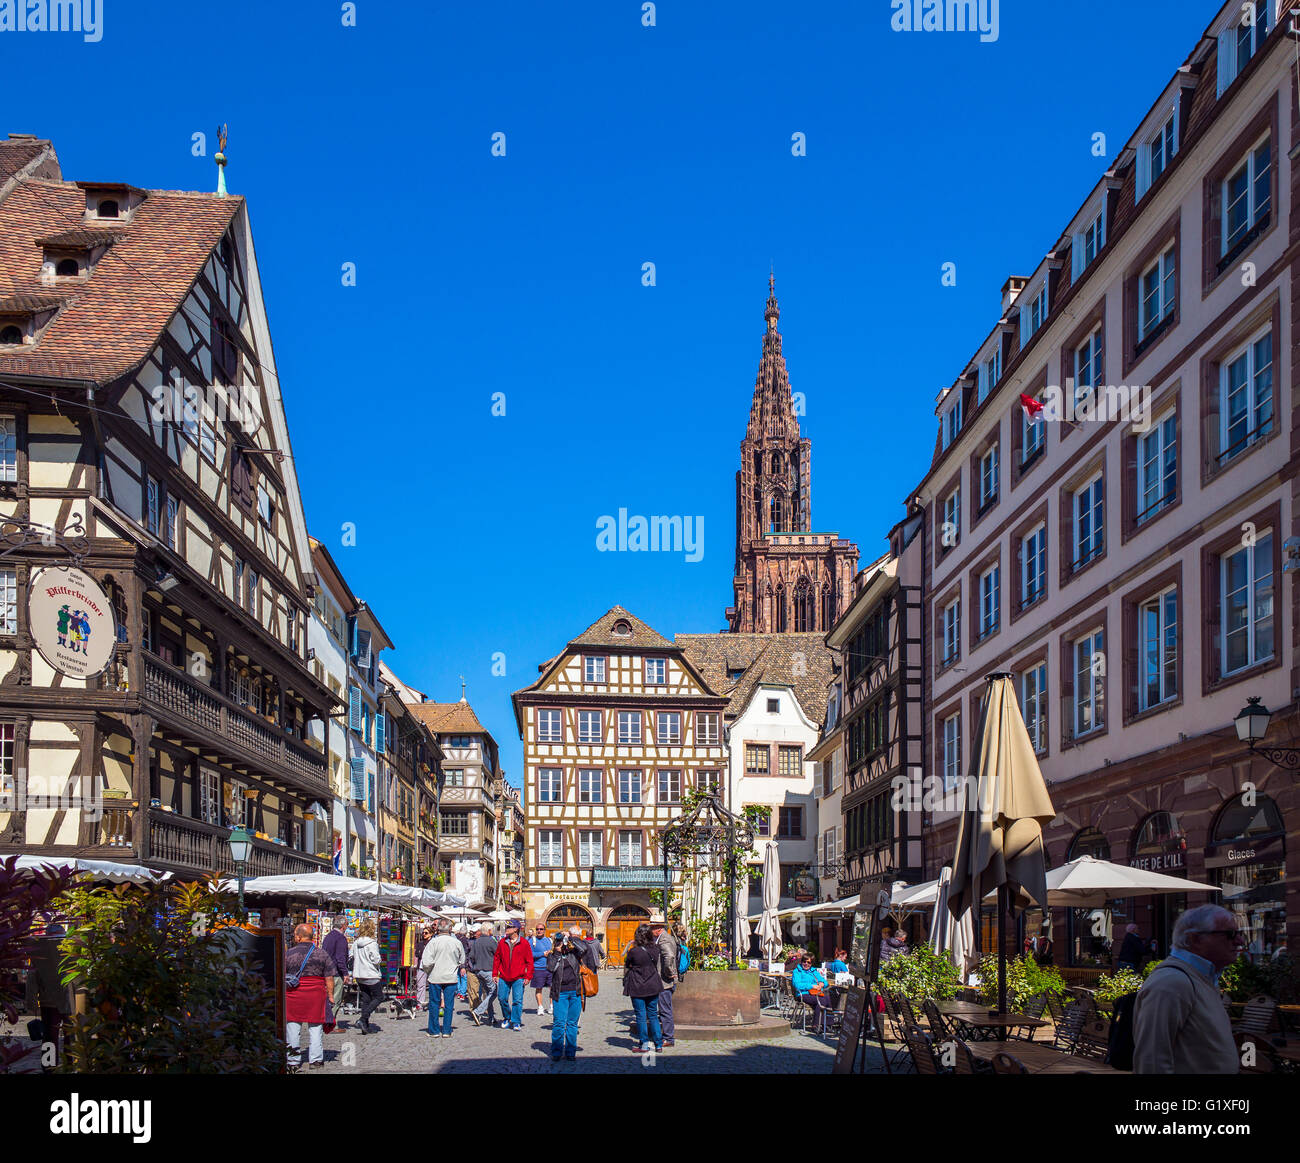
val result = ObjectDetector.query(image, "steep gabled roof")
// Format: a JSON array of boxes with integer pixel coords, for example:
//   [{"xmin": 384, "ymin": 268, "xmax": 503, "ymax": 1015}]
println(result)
[
  {"xmin": 406, "ymin": 700, "xmax": 488, "ymax": 737},
  {"xmin": 567, "ymin": 604, "xmax": 675, "ymax": 652},
  {"xmin": 0, "ymin": 136, "xmax": 58, "ymax": 204},
  {"xmin": 676, "ymin": 631, "xmax": 834, "ymax": 725},
  {"xmin": 0, "ymin": 176, "xmax": 240, "ymax": 382}
]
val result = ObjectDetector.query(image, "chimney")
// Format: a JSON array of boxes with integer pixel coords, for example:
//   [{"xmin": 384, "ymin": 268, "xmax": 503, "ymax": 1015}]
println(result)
[{"xmin": 1001, "ymin": 276, "xmax": 1028, "ymax": 314}]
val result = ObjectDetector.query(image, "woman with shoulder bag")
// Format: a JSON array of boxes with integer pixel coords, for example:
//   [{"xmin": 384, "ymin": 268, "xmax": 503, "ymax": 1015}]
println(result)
[
  {"xmin": 622, "ymin": 923, "xmax": 665, "ymax": 1054},
  {"xmin": 546, "ymin": 929, "xmax": 593, "ymax": 1062},
  {"xmin": 352, "ymin": 918, "xmax": 385, "ymax": 1034}
]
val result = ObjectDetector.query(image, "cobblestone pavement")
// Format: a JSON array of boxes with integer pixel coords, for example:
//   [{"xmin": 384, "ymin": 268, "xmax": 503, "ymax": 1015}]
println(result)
[{"xmin": 302, "ymin": 973, "xmax": 872, "ymax": 1074}]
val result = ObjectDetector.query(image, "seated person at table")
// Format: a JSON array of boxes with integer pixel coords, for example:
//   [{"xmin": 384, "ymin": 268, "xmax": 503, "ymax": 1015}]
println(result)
[
  {"xmin": 791, "ymin": 954, "xmax": 830, "ymax": 1020},
  {"xmin": 827, "ymin": 949, "xmax": 849, "ymax": 975}
]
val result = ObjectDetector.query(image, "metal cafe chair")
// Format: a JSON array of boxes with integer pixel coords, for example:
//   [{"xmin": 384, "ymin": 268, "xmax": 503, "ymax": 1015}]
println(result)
[
  {"xmin": 902, "ymin": 1020, "xmax": 941, "ymax": 1075},
  {"xmin": 759, "ymin": 973, "xmax": 783, "ymax": 1014},
  {"xmin": 1070, "ymin": 1015, "xmax": 1112, "ymax": 1061},
  {"xmin": 990, "ymin": 1051, "xmax": 1029, "ymax": 1074},
  {"xmin": 949, "ymin": 1037, "xmax": 993, "ymax": 1075},
  {"xmin": 1234, "ymin": 995, "xmax": 1280, "ymax": 1037},
  {"xmin": 782, "ymin": 976, "xmax": 811, "ymax": 1033}
]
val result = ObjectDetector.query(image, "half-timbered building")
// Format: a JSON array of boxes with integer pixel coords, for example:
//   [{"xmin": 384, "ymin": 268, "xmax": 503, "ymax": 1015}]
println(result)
[
  {"xmin": 513, "ymin": 606, "xmax": 727, "ymax": 962},
  {"xmin": 0, "ymin": 136, "xmax": 336, "ymax": 878}
]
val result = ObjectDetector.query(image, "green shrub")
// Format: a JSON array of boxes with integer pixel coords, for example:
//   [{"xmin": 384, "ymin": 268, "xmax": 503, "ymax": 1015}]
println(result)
[
  {"xmin": 877, "ymin": 946, "xmax": 963, "ymax": 1005},
  {"xmin": 58, "ymin": 877, "xmax": 282, "ymax": 1073},
  {"xmin": 1220, "ymin": 953, "xmax": 1299, "ymax": 1004},
  {"xmin": 975, "ymin": 954, "xmax": 1069, "ymax": 1011},
  {"xmin": 1094, "ymin": 967, "xmax": 1144, "ymax": 1003}
]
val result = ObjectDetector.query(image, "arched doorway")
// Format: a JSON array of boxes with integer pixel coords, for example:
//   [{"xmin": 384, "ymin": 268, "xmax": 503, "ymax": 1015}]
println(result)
[
  {"xmin": 605, "ymin": 904, "xmax": 650, "ymax": 967},
  {"xmin": 1130, "ymin": 811, "xmax": 1188, "ymax": 959},
  {"xmin": 544, "ymin": 904, "xmax": 593, "ymax": 943},
  {"xmin": 1206, "ymin": 794, "xmax": 1286, "ymax": 960}
]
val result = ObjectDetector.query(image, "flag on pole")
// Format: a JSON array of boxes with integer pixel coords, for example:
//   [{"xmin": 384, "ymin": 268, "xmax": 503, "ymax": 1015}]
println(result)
[{"xmin": 1020, "ymin": 393, "xmax": 1044, "ymax": 423}]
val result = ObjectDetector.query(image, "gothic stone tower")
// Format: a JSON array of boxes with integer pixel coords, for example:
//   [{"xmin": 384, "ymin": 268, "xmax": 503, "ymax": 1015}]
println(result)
[{"xmin": 726, "ymin": 277, "xmax": 859, "ymax": 634}]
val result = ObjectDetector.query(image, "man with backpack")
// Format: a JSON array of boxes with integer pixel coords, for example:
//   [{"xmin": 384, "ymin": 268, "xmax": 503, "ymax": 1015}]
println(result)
[{"xmin": 650, "ymin": 917, "xmax": 679, "ymax": 1048}]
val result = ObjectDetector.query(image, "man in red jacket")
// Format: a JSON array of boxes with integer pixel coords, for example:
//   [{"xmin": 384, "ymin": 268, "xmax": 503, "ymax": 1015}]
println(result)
[{"xmin": 493, "ymin": 920, "xmax": 534, "ymax": 1030}]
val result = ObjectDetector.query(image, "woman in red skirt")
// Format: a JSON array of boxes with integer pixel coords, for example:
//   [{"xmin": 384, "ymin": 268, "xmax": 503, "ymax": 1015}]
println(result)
[{"xmin": 285, "ymin": 923, "xmax": 336, "ymax": 1068}]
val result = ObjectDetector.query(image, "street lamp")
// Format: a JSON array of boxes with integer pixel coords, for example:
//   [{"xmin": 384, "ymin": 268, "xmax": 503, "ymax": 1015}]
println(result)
[
  {"xmin": 1234, "ymin": 697, "xmax": 1300, "ymax": 771},
  {"xmin": 228, "ymin": 825, "xmax": 253, "ymax": 917}
]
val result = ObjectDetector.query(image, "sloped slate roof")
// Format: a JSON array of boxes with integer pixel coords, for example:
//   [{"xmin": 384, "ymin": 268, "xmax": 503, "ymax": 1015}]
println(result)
[
  {"xmin": 0, "ymin": 137, "xmax": 50, "ymax": 191},
  {"xmin": 675, "ymin": 631, "xmax": 835, "ymax": 725},
  {"xmin": 0, "ymin": 177, "xmax": 240, "ymax": 382}
]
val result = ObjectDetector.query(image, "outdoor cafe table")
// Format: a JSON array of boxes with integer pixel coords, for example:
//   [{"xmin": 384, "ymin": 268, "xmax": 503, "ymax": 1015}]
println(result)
[
  {"xmin": 953, "ymin": 1014, "xmax": 1049, "ymax": 1039},
  {"xmin": 969, "ymin": 1041, "xmax": 1128, "ymax": 1075}
]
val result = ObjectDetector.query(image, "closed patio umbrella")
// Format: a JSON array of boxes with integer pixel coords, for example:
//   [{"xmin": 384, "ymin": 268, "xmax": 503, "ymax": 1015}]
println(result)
[
  {"xmin": 929, "ymin": 865, "xmax": 976, "ymax": 978},
  {"xmin": 756, "ymin": 840, "xmax": 783, "ymax": 961},
  {"xmin": 948, "ymin": 673, "xmax": 1056, "ymax": 1015}
]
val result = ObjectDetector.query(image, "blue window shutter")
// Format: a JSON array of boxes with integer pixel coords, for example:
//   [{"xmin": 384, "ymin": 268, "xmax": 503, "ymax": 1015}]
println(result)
[
  {"xmin": 367, "ymin": 770, "xmax": 375, "ymax": 814},
  {"xmin": 347, "ymin": 615, "xmax": 358, "ymax": 658},
  {"xmin": 376, "ymin": 712, "xmax": 386, "ymax": 755},
  {"xmin": 357, "ymin": 629, "xmax": 372, "ymax": 669},
  {"xmin": 348, "ymin": 685, "xmax": 362, "ymax": 732},
  {"xmin": 350, "ymin": 756, "xmax": 366, "ymax": 801}
]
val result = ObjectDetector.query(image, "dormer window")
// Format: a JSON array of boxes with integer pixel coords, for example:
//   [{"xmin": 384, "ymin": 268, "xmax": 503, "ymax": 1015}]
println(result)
[
  {"xmin": 1217, "ymin": 1, "xmax": 1271, "ymax": 97},
  {"xmin": 611, "ymin": 618, "xmax": 632, "ymax": 638},
  {"xmin": 78, "ymin": 183, "xmax": 144, "ymax": 223},
  {"xmin": 0, "ymin": 325, "xmax": 22, "ymax": 346},
  {"xmin": 1137, "ymin": 103, "xmax": 1179, "ymax": 199},
  {"xmin": 1020, "ymin": 283, "xmax": 1048, "ymax": 346},
  {"xmin": 54, "ymin": 258, "xmax": 80, "ymax": 278},
  {"xmin": 1072, "ymin": 207, "xmax": 1105, "ymax": 280},
  {"xmin": 940, "ymin": 392, "xmax": 962, "ymax": 450},
  {"xmin": 977, "ymin": 346, "xmax": 1002, "ymax": 404},
  {"xmin": 96, "ymin": 199, "xmax": 119, "ymax": 218}
]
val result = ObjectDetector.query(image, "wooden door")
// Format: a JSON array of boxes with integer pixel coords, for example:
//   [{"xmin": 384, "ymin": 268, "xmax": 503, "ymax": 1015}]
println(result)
[{"xmin": 607, "ymin": 920, "xmax": 641, "ymax": 967}]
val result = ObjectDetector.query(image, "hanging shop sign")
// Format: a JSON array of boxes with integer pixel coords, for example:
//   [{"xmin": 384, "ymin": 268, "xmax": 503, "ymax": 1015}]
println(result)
[{"xmin": 28, "ymin": 566, "xmax": 117, "ymax": 679}]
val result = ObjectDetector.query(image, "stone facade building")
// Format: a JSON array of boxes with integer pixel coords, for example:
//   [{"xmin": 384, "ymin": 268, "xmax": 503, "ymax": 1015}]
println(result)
[
  {"xmin": 913, "ymin": 1, "xmax": 1298, "ymax": 963},
  {"xmin": 727, "ymin": 279, "xmax": 858, "ymax": 634}
]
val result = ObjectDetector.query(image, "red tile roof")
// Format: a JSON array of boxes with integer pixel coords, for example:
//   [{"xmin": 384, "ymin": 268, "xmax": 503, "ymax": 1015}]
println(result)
[
  {"xmin": 0, "ymin": 176, "xmax": 240, "ymax": 383},
  {"xmin": 406, "ymin": 700, "xmax": 489, "ymax": 736}
]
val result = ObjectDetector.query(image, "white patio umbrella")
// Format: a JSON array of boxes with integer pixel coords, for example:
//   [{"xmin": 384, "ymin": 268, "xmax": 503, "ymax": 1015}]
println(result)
[
  {"xmin": 929, "ymin": 865, "xmax": 976, "ymax": 977},
  {"xmin": 755, "ymin": 840, "xmax": 783, "ymax": 961},
  {"xmin": 1044, "ymin": 854, "xmax": 1219, "ymax": 908},
  {"xmin": 949, "ymin": 674, "xmax": 1056, "ymax": 1015},
  {"xmin": 12, "ymin": 855, "xmax": 171, "ymax": 884}
]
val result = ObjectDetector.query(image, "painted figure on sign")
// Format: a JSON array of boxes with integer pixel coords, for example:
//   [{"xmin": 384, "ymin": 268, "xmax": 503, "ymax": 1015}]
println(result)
[
  {"xmin": 69, "ymin": 609, "xmax": 90, "ymax": 653},
  {"xmin": 56, "ymin": 604, "xmax": 71, "ymax": 647}
]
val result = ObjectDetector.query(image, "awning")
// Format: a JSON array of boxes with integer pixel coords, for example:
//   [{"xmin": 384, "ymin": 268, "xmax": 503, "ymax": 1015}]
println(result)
[
  {"xmin": 12, "ymin": 855, "xmax": 171, "ymax": 884},
  {"xmin": 591, "ymin": 866, "xmax": 664, "ymax": 890}
]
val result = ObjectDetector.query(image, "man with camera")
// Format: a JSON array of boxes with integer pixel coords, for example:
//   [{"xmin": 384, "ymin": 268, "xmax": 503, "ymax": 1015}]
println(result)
[{"xmin": 547, "ymin": 926, "xmax": 596, "ymax": 1061}]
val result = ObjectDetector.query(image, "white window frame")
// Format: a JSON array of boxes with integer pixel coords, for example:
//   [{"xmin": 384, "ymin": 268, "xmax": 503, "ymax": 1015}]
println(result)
[
  {"xmin": 617, "ymin": 710, "xmax": 642, "ymax": 744},
  {"xmin": 146, "ymin": 475, "xmax": 160, "ymax": 536},
  {"xmin": 644, "ymin": 657, "xmax": 666, "ymax": 686},
  {"xmin": 0, "ymin": 417, "xmax": 16, "ymax": 482},
  {"xmin": 1219, "ymin": 329, "xmax": 1273, "ymax": 460},
  {"xmin": 1220, "ymin": 531, "xmax": 1274, "ymax": 675},
  {"xmin": 618, "ymin": 769, "xmax": 642, "ymax": 805},
  {"xmin": 658, "ymin": 769, "xmax": 681, "ymax": 804},
  {"xmin": 1020, "ymin": 662, "xmax": 1048, "ymax": 754},
  {"xmin": 979, "ymin": 565, "xmax": 999, "ymax": 640},
  {"xmin": 1217, "ymin": 1, "xmax": 1272, "ymax": 97},
  {"xmin": 1072, "ymin": 474, "xmax": 1105, "ymax": 569},
  {"xmin": 941, "ymin": 395, "xmax": 962, "ymax": 450},
  {"xmin": 538, "ymin": 829, "xmax": 563, "ymax": 868},
  {"xmin": 1137, "ymin": 412, "xmax": 1177, "ymax": 523},
  {"xmin": 942, "ymin": 487, "xmax": 960, "ymax": 548},
  {"xmin": 619, "ymin": 830, "xmax": 644, "ymax": 867},
  {"xmin": 256, "ymin": 481, "xmax": 271, "ymax": 526},
  {"xmin": 1138, "ymin": 107, "xmax": 1179, "ymax": 198},
  {"xmin": 978, "ymin": 444, "xmax": 998, "ymax": 510},
  {"xmin": 577, "ymin": 710, "xmax": 602, "ymax": 744},
  {"xmin": 696, "ymin": 712, "xmax": 719, "ymax": 746},
  {"xmin": 1073, "ymin": 629, "xmax": 1105, "ymax": 738},
  {"xmin": 1139, "ymin": 587, "xmax": 1179, "ymax": 711},
  {"xmin": 942, "ymin": 598, "xmax": 960, "ymax": 665},
  {"xmin": 656, "ymin": 711, "xmax": 681, "ymax": 745},
  {"xmin": 0, "ymin": 722, "xmax": 14, "ymax": 798},
  {"xmin": 199, "ymin": 768, "xmax": 221, "ymax": 825},
  {"xmin": 583, "ymin": 655, "xmax": 606, "ymax": 683},
  {"xmin": 977, "ymin": 347, "xmax": 1002, "ymax": 404},
  {"xmin": 1221, "ymin": 135, "xmax": 1272, "ymax": 256},
  {"xmin": 942, "ymin": 713, "xmax": 961, "ymax": 789},
  {"xmin": 577, "ymin": 768, "xmax": 602, "ymax": 804},
  {"xmin": 1021, "ymin": 283, "xmax": 1048, "ymax": 345},
  {"xmin": 1138, "ymin": 245, "xmax": 1177, "ymax": 342},
  {"xmin": 537, "ymin": 708, "xmax": 562, "ymax": 744},
  {"xmin": 1073, "ymin": 328, "xmax": 1103, "ymax": 407},
  {"xmin": 538, "ymin": 767, "xmax": 562, "ymax": 804},
  {"xmin": 1021, "ymin": 523, "xmax": 1046, "ymax": 606},
  {"xmin": 0, "ymin": 569, "xmax": 15, "ymax": 634},
  {"xmin": 1073, "ymin": 208, "xmax": 1105, "ymax": 278},
  {"xmin": 578, "ymin": 830, "xmax": 602, "ymax": 868},
  {"xmin": 1022, "ymin": 396, "xmax": 1045, "ymax": 462}
]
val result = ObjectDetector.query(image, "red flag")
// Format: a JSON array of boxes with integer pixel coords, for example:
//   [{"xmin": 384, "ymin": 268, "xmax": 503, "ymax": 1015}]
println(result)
[{"xmin": 1020, "ymin": 393, "xmax": 1044, "ymax": 422}]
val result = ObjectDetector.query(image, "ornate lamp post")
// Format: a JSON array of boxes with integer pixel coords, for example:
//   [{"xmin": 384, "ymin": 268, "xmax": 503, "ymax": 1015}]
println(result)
[
  {"xmin": 227, "ymin": 825, "xmax": 253, "ymax": 917},
  {"xmin": 660, "ymin": 791, "xmax": 755, "ymax": 966},
  {"xmin": 1234, "ymin": 697, "xmax": 1300, "ymax": 771}
]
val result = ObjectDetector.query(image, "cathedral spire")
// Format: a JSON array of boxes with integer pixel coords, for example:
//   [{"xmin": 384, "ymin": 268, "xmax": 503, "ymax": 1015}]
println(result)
[{"xmin": 765, "ymin": 269, "xmax": 779, "ymax": 332}]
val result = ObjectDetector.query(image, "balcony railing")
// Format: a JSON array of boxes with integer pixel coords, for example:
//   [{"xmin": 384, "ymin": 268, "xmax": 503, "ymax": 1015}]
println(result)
[
  {"xmin": 143, "ymin": 658, "xmax": 327, "ymax": 792},
  {"xmin": 148, "ymin": 809, "xmax": 325, "ymax": 878}
]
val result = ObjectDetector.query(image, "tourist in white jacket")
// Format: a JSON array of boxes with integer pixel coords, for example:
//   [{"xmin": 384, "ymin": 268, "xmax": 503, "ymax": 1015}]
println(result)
[
  {"xmin": 421, "ymin": 921, "xmax": 467, "ymax": 1038},
  {"xmin": 352, "ymin": 919, "xmax": 385, "ymax": 1035}
]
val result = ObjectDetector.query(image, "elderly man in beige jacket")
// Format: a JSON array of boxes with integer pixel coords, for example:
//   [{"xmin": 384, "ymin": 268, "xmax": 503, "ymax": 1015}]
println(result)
[
  {"xmin": 1133, "ymin": 904, "xmax": 1244, "ymax": 1074},
  {"xmin": 421, "ymin": 921, "xmax": 467, "ymax": 1039}
]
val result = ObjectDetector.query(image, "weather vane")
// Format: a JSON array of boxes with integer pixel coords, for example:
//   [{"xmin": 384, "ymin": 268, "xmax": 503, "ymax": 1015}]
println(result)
[{"xmin": 215, "ymin": 123, "xmax": 229, "ymax": 197}]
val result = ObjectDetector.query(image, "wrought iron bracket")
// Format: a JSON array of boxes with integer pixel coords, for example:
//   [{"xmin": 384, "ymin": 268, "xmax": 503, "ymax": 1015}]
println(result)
[
  {"xmin": 0, "ymin": 515, "xmax": 90, "ymax": 565},
  {"xmin": 1247, "ymin": 741, "xmax": 1300, "ymax": 772}
]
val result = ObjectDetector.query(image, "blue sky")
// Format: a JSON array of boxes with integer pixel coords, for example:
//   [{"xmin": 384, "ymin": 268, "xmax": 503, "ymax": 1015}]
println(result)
[{"xmin": 5, "ymin": 0, "xmax": 1217, "ymax": 786}]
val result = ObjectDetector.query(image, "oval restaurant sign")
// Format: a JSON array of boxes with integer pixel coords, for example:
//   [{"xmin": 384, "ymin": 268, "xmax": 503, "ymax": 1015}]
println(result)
[{"xmin": 29, "ymin": 567, "xmax": 116, "ymax": 679}]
